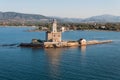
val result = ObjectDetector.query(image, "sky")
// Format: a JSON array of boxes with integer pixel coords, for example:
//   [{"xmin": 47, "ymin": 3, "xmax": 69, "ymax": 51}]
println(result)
[{"xmin": 0, "ymin": 0, "xmax": 120, "ymax": 18}]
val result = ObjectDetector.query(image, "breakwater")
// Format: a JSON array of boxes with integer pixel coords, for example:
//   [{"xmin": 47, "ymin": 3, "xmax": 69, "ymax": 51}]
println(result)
[{"xmin": 19, "ymin": 40, "xmax": 112, "ymax": 48}]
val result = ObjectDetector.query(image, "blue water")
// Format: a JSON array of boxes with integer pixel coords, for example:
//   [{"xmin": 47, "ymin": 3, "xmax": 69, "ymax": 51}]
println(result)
[{"xmin": 0, "ymin": 27, "xmax": 120, "ymax": 80}]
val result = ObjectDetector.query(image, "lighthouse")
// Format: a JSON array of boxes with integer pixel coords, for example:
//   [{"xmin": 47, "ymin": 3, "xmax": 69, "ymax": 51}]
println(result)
[
  {"xmin": 46, "ymin": 19, "xmax": 62, "ymax": 42},
  {"xmin": 52, "ymin": 19, "xmax": 57, "ymax": 32}
]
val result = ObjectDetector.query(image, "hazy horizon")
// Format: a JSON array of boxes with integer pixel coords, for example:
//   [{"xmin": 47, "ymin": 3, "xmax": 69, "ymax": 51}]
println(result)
[{"xmin": 0, "ymin": 0, "xmax": 120, "ymax": 18}]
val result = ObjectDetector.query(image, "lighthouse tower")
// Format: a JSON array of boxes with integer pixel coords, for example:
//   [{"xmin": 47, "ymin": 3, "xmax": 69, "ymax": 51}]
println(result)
[
  {"xmin": 52, "ymin": 19, "xmax": 57, "ymax": 32},
  {"xmin": 46, "ymin": 19, "xmax": 62, "ymax": 42}
]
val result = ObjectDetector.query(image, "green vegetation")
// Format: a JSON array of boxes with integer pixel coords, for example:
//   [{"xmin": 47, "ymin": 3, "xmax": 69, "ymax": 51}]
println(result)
[
  {"xmin": 1, "ymin": 21, "xmax": 120, "ymax": 32},
  {"xmin": 59, "ymin": 22, "xmax": 120, "ymax": 31}
]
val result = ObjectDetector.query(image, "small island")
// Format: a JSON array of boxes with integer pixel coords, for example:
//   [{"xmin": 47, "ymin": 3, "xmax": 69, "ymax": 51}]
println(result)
[{"xmin": 19, "ymin": 19, "xmax": 112, "ymax": 48}]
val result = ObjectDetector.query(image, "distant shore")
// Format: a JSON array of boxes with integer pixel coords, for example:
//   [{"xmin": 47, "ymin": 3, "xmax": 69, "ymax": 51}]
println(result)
[
  {"xmin": 83, "ymin": 29, "xmax": 120, "ymax": 32},
  {"xmin": 0, "ymin": 26, "xmax": 120, "ymax": 32},
  {"xmin": 27, "ymin": 29, "xmax": 120, "ymax": 32},
  {"xmin": 0, "ymin": 26, "xmax": 36, "ymax": 28}
]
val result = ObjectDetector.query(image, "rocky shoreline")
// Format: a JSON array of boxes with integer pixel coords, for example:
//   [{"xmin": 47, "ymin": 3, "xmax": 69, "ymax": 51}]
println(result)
[{"xmin": 19, "ymin": 40, "xmax": 112, "ymax": 48}]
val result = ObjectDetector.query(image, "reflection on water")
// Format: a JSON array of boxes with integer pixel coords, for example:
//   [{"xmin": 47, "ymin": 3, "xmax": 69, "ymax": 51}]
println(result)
[
  {"xmin": 45, "ymin": 48, "xmax": 62, "ymax": 65},
  {"xmin": 45, "ymin": 48, "xmax": 64, "ymax": 79},
  {"xmin": 80, "ymin": 46, "xmax": 87, "ymax": 65},
  {"xmin": 44, "ymin": 47, "xmax": 87, "ymax": 79},
  {"xmin": 80, "ymin": 46, "xmax": 86, "ymax": 54}
]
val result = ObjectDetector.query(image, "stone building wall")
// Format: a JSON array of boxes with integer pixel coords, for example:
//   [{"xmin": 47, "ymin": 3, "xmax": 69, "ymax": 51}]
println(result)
[{"xmin": 46, "ymin": 32, "xmax": 61, "ymax": 42}]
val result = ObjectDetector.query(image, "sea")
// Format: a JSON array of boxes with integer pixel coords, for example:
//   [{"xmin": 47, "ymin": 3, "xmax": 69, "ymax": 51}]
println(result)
[{"xmin": 0, "ymin": 26, "xmax": 120, "ymax": 80}]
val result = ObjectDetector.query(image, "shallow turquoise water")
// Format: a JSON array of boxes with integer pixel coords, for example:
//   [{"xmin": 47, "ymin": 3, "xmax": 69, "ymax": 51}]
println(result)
[{"xmin": 0, "ymin": 27, "xmax": 120, "ymax": 80}]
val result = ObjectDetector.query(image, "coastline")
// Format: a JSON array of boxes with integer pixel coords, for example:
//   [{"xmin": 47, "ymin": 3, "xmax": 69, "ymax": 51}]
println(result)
[
  {"xmin": 83, "ymin": 29, "xmax": 120, "ymax": 32},
  {"xmin": 0, "ymin": 26, "xmax": 119, "ymax": 32},
  {"xmin": 0, "ymin": 26, "xmax": 36, "ymax": 28}
]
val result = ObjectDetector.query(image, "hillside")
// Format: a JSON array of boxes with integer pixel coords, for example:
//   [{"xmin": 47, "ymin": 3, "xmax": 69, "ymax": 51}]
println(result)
[
  {"xmin": 0, "ymin": 12, "xmax": 50, "ymax": 22},
  {"xmin": 82, "ymin": 15, "xmax": 120, "ymax": 23},
  {"xmin": 0, "ymin": 12, "xmax": 120, "ymax": 23}
]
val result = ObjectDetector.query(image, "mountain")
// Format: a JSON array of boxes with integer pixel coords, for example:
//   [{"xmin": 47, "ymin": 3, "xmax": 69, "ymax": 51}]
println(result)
[
  {"xmin": 0, "ymin": 12, "xmax": 120, "ymax": 23},
  {"xmin": 82, "ymin": 14, "xmax": 120, "ymax": 23},
  {"xmin": 55, "ymin": 15, "xmax": 120, "ymax": 23},
  {"xmin": 51, "ymin": 17, "xmax": 83, "ymax": 23},
  {"xmin": 0, "ymin": 12, "xmax": 50, "ymax": 22}
]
